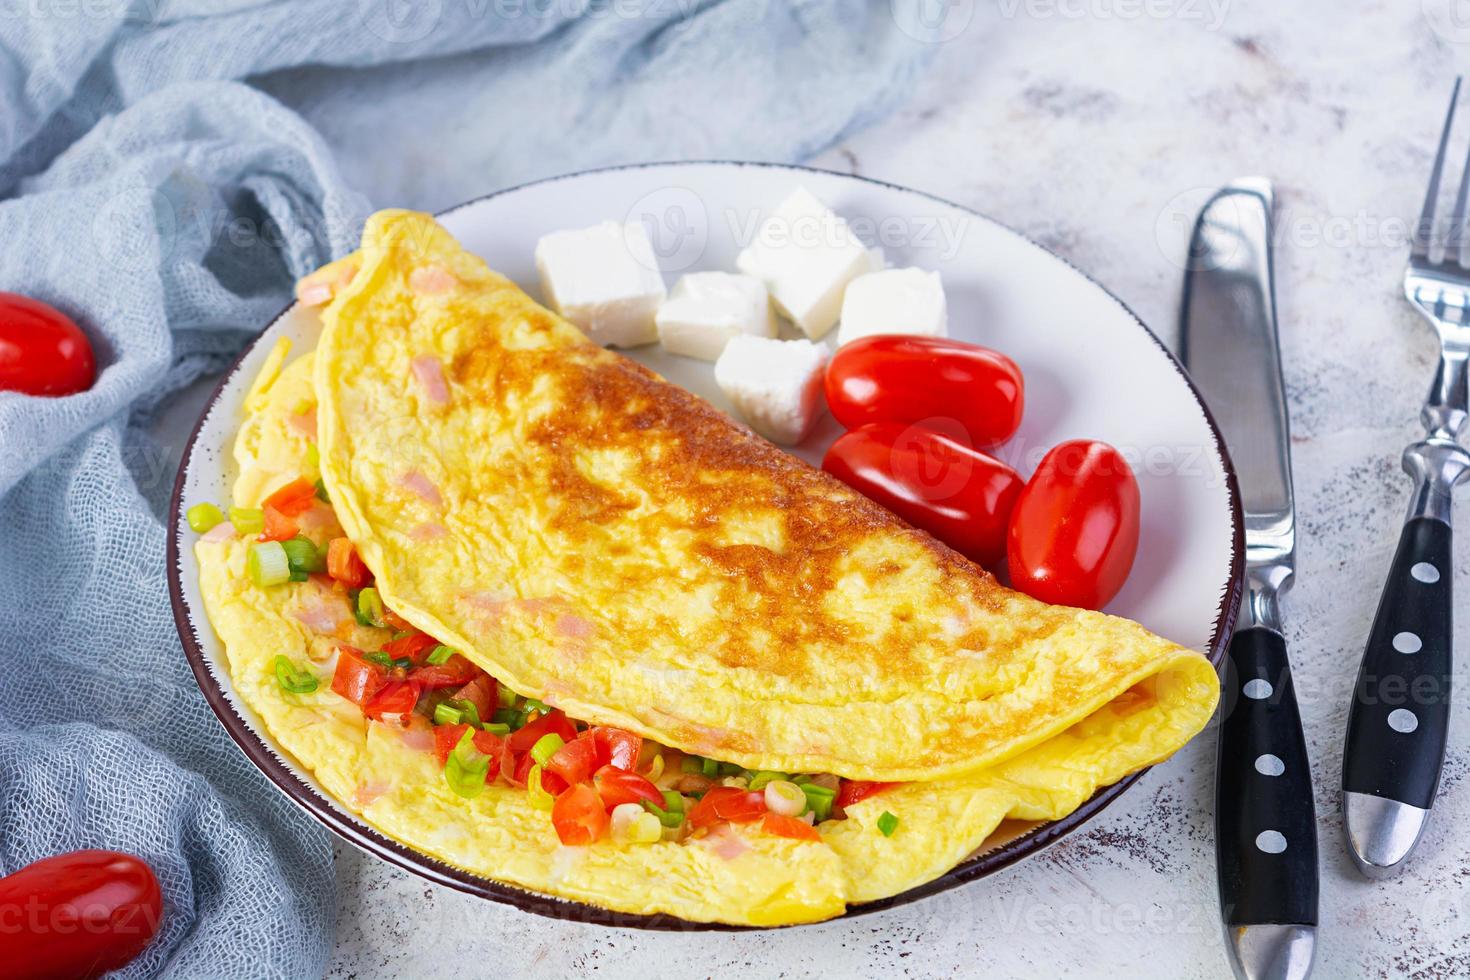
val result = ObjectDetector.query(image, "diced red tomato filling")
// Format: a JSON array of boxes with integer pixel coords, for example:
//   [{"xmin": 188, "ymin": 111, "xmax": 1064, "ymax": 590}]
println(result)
[
  {"xmin": 317, "ymin": 609, "xmax": 885, "ymax": 848},
  {"xmin": 330, "ymin": 646, "xmax": 388, "ymax": 706},
  {"xmin": 835, "ymin": 780, "xmax": 896, "ymax": 810},
  {"xmin": 264, "ymin": 477, "xmax": 318, "ymax": 517},
  {"xmin": 326, "ymin": 537, "xmax": 370, "ymax": 588},
  {"xmin": 260, "ymin": 505, "xmax": 299, "ymax": 542}
]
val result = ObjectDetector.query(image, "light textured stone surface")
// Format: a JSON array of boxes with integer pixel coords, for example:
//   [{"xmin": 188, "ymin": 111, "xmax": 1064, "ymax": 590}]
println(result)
[{"xmin": 151, "ymin": 6, "xmax": 1470, "ymax": 977}]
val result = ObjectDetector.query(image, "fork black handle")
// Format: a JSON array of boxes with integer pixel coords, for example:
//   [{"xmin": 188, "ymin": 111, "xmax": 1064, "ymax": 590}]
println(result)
[
  {"xmin": 1343, "ymin": 516, "xmax": 1453, "ymax": 809},
  {"xmin": 1217, "ymin": 626, "xmax": 1319, "ymax": 927}
]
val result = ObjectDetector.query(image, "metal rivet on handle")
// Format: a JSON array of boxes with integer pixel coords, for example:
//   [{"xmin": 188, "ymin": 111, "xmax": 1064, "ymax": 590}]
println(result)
[
  {"xmin": 1388, "ymin": 709, "xmax": 1419, "ymax": 733},
  {"xmin": 1393, "ymin": 632, "xmax": 1423, "ymax": 654},
  {"xmin": 1255, "ymin": 830, "xmax": 1287, "ymax": 854},
  {"xmin": 1254, "ymin": 754, "xmax": 1285, "ymax": 776},
  {"xmin": 1243, "ymin": 679, "xmax": 1273, "ymax": 700},
  {"xmin": 1411, "ymin": 562, "xmax": 1441, "ymax": 583}
]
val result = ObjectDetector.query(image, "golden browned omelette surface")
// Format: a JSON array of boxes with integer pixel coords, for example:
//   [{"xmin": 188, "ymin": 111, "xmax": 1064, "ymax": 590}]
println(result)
[{"xmin": 315, "ymin": 210, "xmax": 1220, "ymax": 782}]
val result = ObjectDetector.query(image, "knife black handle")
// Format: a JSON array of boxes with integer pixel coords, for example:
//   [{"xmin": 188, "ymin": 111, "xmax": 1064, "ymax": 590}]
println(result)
[
  {"xmin": 1216, "ymin": 625, "xmax": 1319, "ymax": 927},
  {"xmin": 1343, "ymin": 516, "xmax": 1453, "ymax": 808}
]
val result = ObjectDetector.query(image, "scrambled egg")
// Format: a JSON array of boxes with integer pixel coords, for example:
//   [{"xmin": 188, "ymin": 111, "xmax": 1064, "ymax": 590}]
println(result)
[{"xmin": 193, "ymin": 211, "xmax": 1221, "ymax": 926}]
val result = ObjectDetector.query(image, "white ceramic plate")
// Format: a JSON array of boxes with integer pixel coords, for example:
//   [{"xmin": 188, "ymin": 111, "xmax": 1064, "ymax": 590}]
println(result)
[{"xmin": 168, "ymin": 162, "xmax": 1242, "ymax": 928}]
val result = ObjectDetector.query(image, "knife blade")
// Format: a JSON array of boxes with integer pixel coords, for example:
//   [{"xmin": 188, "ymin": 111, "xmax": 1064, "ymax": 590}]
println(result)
[{"xmin": 1180, "ymin": 178, "xmax": 1319, "ymax": 980}]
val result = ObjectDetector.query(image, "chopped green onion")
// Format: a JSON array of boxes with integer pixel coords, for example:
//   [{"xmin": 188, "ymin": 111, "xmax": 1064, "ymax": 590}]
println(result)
[
  {"xmin": 660, "ymin": 790, "xmax": 685, "ymax": 813},
  {"xmin": 526, "ymin": 765, "xmax": 555, "ymax": 811},
  {"xmin": 480, "ymin": 722, "xmax": 511, "ymax": 736},
  {"xmin": 356, "ymin": 587, "xmax": 385, "ymax": 628},
  {"xmin": 441, "ymin": 698, "xmax": 482, "ymax": 728},
  {"xmin": 746, "ymin": 771, "xmax": 786, "ymax": 792},
  {"xmin": 425, "ymin": 644, "xmax": 455, "ymax": 665},
  {"xmin": 877, "ymin": 811, "xmax": 900, "ymax": 837},
  {"xmin": 389, "ymin": 630, "xmax": 412, "ymax": 641},
  {"xmin": 641, "ymin": 798, "xmax": 685, "ymax": 828},
  {"xmin": 521, "ymin": 697, "xmax": 551, "ymax": 715},
  {"xmin": 497, "ymin": 684, "xmax": 519, "ymax": 708},
  {"xmin": 491, "ymin": 707, "xmax": 521, "ymax": 728},
  {"xmin": 444, "ymin": 732, "xmax": 489, "ymax": 799},
  {"xmin": 764, "ymin": 780, "xmax": 808, "ymax": 817},
  {"xmin": 314, "ymin": 478, "xmax": 330, "ymax": 503},
  {"xmin": 433, "ymin": 702, "xmax": 464, "ymax": 726},
  {"xmin": 247, "ymin": 541, "xmax": 291, "ymax": 587},
  {"xmin": 187, "ymin": 502, "xmax": 225, "ymax": 533},
  {"xmin": 718, "ymin": 761, "xmax": 743, "ymax": 777},
  {"xmin": 288, "ymin": 569, "xmax": 309, "ymax": 583},
  {"xmin": 229, "ymin": 507, "xmax": 265, "ymax": 535},
  {"xmin": 680, "ymin": 756, "xmax": 703, "ymax": 774},
  {"xmin": 801, "ymin": 783, "xmax": 836, "ymax": 822},
  {"xmin": 701, "ymin": 757, "xmax": 720, "ymax": 779},
  {"xmin": 531, "ymin": 733, "xmax": 566, "ymax": 768},
  {"xmin": 273, "ymin": 655, "xmax": 318, "ymax": 694},
  {"xmin": 281, "ymin": 535, "xmax": 325, "ymax": 574}
]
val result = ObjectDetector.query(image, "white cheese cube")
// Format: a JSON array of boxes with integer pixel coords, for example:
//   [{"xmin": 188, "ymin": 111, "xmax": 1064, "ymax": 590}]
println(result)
[
  {"xmin": 836, "ymin": 268, "xmax": 948, "ymax": 347},
  {"xmin": 535, "ymin": 221, "xmax": 666, "ymax": 347},
  {"xmin": 713, "ymin": 336, "xmax": 829, "ymax": 445},
  {"xmin": 655, "ymin": 272, "xmax": 776, "ymax": 361},
  {"xmin": 735, "ymin": 187, "xmax": 872, "ymax": 340}
]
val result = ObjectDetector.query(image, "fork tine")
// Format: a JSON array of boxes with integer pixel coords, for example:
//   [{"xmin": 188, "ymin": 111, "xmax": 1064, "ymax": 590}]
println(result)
[{"xmin": 1415, "ymin": 76, "xmax": 1462, "ymax": 260}]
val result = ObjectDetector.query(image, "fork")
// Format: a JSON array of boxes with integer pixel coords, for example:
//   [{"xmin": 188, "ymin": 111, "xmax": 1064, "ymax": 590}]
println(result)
[{"xmin": 1342, "ymin": 77, "xmax": 1470, "ymax": 877}]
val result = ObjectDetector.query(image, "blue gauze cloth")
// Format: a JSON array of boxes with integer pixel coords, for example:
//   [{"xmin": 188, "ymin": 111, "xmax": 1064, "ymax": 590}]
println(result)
[{"xmin": 0, "ymin": 2, "xmax": 933, "ymax": 977}]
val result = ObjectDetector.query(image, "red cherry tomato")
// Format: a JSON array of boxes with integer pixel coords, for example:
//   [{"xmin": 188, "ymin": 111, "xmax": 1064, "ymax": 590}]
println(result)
[
  {"xmin": 823, "ymin": 422, "xmax": 1023, "ymax": 567},
  {"xmin": 552, "ymin": 784, "xmax": 610, "ymax": 845},
  {"xmin": 0, "ymin": 293, "xmax": 96, "ymax": 397},
  {"xmin": 0, "ymin": 850, "xmax": 162, "ymax": 980},
  {"xmin": 592, "ymin": 766, "xmax": 663, "ymax": 810},
  {"xmin": 825, "ymin": 335, "xmax": 1024, "ymax": 449},
  {"xmin": 1007, "ymin": 439, "xmax": 1140, "ymax": 610}
]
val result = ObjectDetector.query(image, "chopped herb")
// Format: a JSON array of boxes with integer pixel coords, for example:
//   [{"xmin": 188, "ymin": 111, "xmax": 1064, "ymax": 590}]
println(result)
[
  {"xmin": 229, "ymin": 506, "xmax": 265, "ymax": 536},
  {"xmin": 247, "ymin": 541, "xmax": 291, "ymax": 587},
  {"xmin": 877, "ymin": 811, "xmax": 900, "ymax": 837},
  {"xmin": 801, "ymin": 783, "xmax": 837, "ymax": 822},
  {"xmin": 187, "ymin": 502, "xmax": 225, "ymax": 533},
  {"xmin": 356, "ymin": 587, "xmax": 385, "ymax": 628},
  {"xmin": 530, "ymin": 733, "xmax": 565, "ymax": 767},
  {"xmin": 444, "ymin": 732, "xmax": 489, "ymax": 799},
  {"xmin": 746, "ymin": 771, "xmax": 786, "ymax": 791},
  {"xmin": 273, "ymin": 655, "xmax": 317, "ymax": 694},
  {"xmin": 641, "ymin": 799, "xmax": 684, "ymax": 828},
  {"xmin": 425, "ymin": 644, "xmax": 455, "ymax": 665}
]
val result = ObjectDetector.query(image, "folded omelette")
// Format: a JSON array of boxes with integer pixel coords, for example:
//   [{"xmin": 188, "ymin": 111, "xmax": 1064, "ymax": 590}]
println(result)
[{"xmin": 194, "ymin": 210, "xmax": 1219, "ymax": 926}]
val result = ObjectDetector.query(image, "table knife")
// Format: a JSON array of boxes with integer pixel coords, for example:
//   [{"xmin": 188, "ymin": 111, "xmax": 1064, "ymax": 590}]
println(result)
[{"xmin": 1180, "ymin": 178, "xmax": 1318, "ymax": 980}]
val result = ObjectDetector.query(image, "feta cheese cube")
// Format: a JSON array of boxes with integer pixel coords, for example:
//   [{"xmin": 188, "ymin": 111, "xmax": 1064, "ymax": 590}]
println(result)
[
  {"xmin": 535, "ymin": 221, "xmax": 667, "ymax": 347},
  {"xmin": 836, "ymin": 268, "xmax": 948, "ymax": 347},
  {"xmin": 655, "ymin": 272, "xmax": 776, "ymax": 361},
  {"xmin": 735, "ymin": 187, "xmax": 872, "ymax": 340},
  {"xmin": 713, "ymin": 336, "xmax": 829, "ymax": 445}
]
